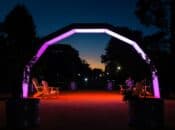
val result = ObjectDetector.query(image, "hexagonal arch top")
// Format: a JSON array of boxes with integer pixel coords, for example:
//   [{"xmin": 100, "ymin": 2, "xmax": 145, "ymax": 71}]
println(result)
[{"xmin": 22, "ymin": 23, "xmax": 160, "ymax": 98}]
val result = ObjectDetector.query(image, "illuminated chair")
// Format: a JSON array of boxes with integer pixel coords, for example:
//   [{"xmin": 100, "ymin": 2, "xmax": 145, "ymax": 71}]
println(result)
[
  {"xmin": 32, "ymin": 78, "xmax": 44, "ymax": 98},
  {"xmin": 41, "ymin": 80, "xmax": 59, "ymax": 96},
  {"xmin": 32, "ymin": 78, "xmax": 59, "ymax": 98}
]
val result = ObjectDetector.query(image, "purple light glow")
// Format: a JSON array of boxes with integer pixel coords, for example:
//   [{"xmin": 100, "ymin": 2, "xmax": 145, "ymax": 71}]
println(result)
[
  {"xmin": 22, "ymin": 83, "xmax": 28, "ymax": 98},
  {"xmin": 36, "ymin": 44, "xmax": 49, "ymax": 58},
  {"xmin": 152, "ymin": 71, "xmax": 160, "ymax": 98},
  {"xmin": 36, "ymin": 30, "xmax": 75, "ymax": 58},
  {"xmin": 22, "ymin": 30, "xmax": 75, "ymax": 97},
  {"xmin": 22, "ymin": 27, "xmax": 160, "ymax": 98},
  {"xmin": 46, "ymin": 30, "xmax": 75, "ymax": 45}
]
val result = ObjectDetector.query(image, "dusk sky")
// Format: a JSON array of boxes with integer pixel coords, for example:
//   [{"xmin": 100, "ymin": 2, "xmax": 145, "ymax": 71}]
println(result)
[{"xmin": 0, "ymin": 0, "xmax": 158, "ymax": 70}]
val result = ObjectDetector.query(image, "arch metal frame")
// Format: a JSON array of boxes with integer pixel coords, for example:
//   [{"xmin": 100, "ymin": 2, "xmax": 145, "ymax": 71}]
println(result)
[{"xmin": 22, "ymin": 23, "xmax": 160, "ymax": 98}]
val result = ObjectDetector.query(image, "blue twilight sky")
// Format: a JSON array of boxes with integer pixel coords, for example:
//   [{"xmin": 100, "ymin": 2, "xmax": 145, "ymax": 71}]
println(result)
[{"xmin": 0, "ymin": 0, "xmax": 157, "ymax": 70}]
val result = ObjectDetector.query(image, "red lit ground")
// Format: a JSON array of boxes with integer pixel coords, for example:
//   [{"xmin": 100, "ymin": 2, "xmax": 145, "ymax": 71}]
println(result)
[{"xmin": 0, "ymin": 91, "xmax": 175, "ymax": 130}]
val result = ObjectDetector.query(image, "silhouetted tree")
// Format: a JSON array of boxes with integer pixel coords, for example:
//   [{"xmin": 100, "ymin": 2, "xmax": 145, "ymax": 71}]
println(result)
[
  {"xmin": 79, "ymin": 59, "xmax": 92, "ymax": 78},
  {"xmin": 0, "ymin": 22, "xmax": 3, "ymax": 32},
  {"xmin": 32, "ymin": 44, "xmax": 92, "ymax": 89},
  {"xmin": 135, "ymin": 0, "xmax": 167, "ymax": 29},
  {"xmin": 135, "ymin": 0, "xmax": 175, "ymax": 92},
  {"xmin": 0, "ymin": 22, "xmax": 10, "ymax": 92},
  {"xmin": 101, "ymin": 27, "xmax": 151, "ymax": 83},
  {"xmin": 2, "ymin": 4, "xmax": 37, "ymax": 97},
  {"xmin": 135, "ymin": 0, "xmax": 175, "ymax": 52}
]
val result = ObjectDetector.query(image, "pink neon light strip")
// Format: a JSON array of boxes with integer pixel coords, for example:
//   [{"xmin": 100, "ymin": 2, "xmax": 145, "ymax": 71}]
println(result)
[
  {"xmin": 22, "ymin": 30, "xmax": 75, "ymax": 98},
  {"xmin": 22, "ymin": 83, "xmax": 28, "ymax": 98},
  {"xmin": 36, "ymin": 30, "xmax": 75, "ymax": 58},
  {"xmin": 36, "ymin": 44, "xmax": 49, "ymax": 58},
  {"xmin": 23, "ymin": 28, "xmax": 160, "ymax": 98},
  {"xmin": 152, "ymin": 71, "xmax": 160, "ymax": 98},
  {"xmin": 46, "ymin": 30, "xmax": 75, "ymax": 45}
]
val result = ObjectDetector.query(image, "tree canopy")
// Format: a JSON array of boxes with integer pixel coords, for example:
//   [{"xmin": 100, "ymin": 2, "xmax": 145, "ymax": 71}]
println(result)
[
  {"xmin": 32, "ymin": 44, "xmax": 92, "ymax": 89},
  {"xmin": 101, "ymin": 27, "xmax": 151, "ymax": 83},
  {"xmin": 0, "ymin": 4, "xmax": 38, "ymax": 96},
  {"xmin": 135, "ymin": 0, "xmax": 175, "ymax": 93}
]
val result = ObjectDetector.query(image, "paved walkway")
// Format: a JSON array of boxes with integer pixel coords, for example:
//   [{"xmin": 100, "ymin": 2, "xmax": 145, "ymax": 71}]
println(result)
[{"xmin": 1, "ymin": 91, "xmax": 175, "ymax": 130}]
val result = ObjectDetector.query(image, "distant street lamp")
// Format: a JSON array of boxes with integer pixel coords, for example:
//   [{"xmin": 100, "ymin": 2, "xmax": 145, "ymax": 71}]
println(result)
[
  {"xmin": 84, "ymin": 77, "xmax": 88, "ymax": 82},
  {"xmin": 117, "ymin": 66, "xmax": 121, "ymax": 71}
]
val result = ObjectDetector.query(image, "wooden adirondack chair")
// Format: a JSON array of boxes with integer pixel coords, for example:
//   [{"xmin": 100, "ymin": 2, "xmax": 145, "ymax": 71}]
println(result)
[{"xmin": 32, "ymin": 78, "xmax": 59, "ymax": 98}]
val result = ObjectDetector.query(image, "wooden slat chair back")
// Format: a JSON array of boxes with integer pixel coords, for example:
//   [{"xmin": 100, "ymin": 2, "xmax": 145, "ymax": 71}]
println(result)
[
  {"xmin": 32, "ymin": 78, "xmax": 59, "ymax": 98},
  {"xmin": 32, "ymin": 78, "xmax": 42, "ymax": 92}
]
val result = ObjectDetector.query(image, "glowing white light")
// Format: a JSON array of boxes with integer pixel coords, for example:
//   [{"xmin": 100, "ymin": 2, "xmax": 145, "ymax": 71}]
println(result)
[
  {"xmin": 75, "ymin": 29, "xmax": 106, "ymax": 33},
  {"xmin": 105, "ymin": 29, "xmax": 147, "ymax": 60},
  {"xmin": 117, "ymin": 66, "xmax": 121, "ymax": 70},
  {"xmin": 84, "ymin": 77, "xmax": 88, "ymax": 82},
  {"xmin": 105, "ymin": 29, "xmax": 135, "ymax": 45}
]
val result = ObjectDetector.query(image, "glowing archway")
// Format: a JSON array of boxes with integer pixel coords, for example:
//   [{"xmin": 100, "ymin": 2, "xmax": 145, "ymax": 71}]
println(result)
[{"xmin": 22, "ymin": 23, "xmax": 160, "ymax": 98}]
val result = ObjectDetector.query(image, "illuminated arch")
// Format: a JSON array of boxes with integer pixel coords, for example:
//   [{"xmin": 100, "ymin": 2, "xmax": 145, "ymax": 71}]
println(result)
[{"xmin": 22, "ymin": 23, "xmax": 160, "ymax": 98}]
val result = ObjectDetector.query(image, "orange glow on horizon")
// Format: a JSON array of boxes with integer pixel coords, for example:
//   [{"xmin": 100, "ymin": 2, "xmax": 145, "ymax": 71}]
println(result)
[
  {"xmin": 82, "ymin": 56, "xmax": 105, "ymax": 70},
  {"xmin": 90, "ymin": 62, "xmax": 104, "ymax": 70}
]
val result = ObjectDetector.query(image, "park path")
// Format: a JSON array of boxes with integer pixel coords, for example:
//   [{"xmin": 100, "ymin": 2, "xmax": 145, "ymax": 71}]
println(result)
[
  {"xmin": 1, "ymin": 91, "xmax": 175, "ymax": 130},
  {"xmin": 38, "ymin": 91, "xmax": 129, "ymax": 130}
]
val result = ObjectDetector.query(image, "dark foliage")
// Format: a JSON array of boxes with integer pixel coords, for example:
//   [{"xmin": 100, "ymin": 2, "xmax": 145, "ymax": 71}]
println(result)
[
  {"xmin": 0, "ymin": 4, "xmax": 38, "ymax": 96},
  {"xmin": 101, "ymin": 27, "xmax": 151, "ymax": 83},
  {"xmin": 31, "ymin": 44, "xmax": 92, "ymax": 89},
  {"xmin": 135, "ymin": 0, "xmax": 175, "ymax": 94}
]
